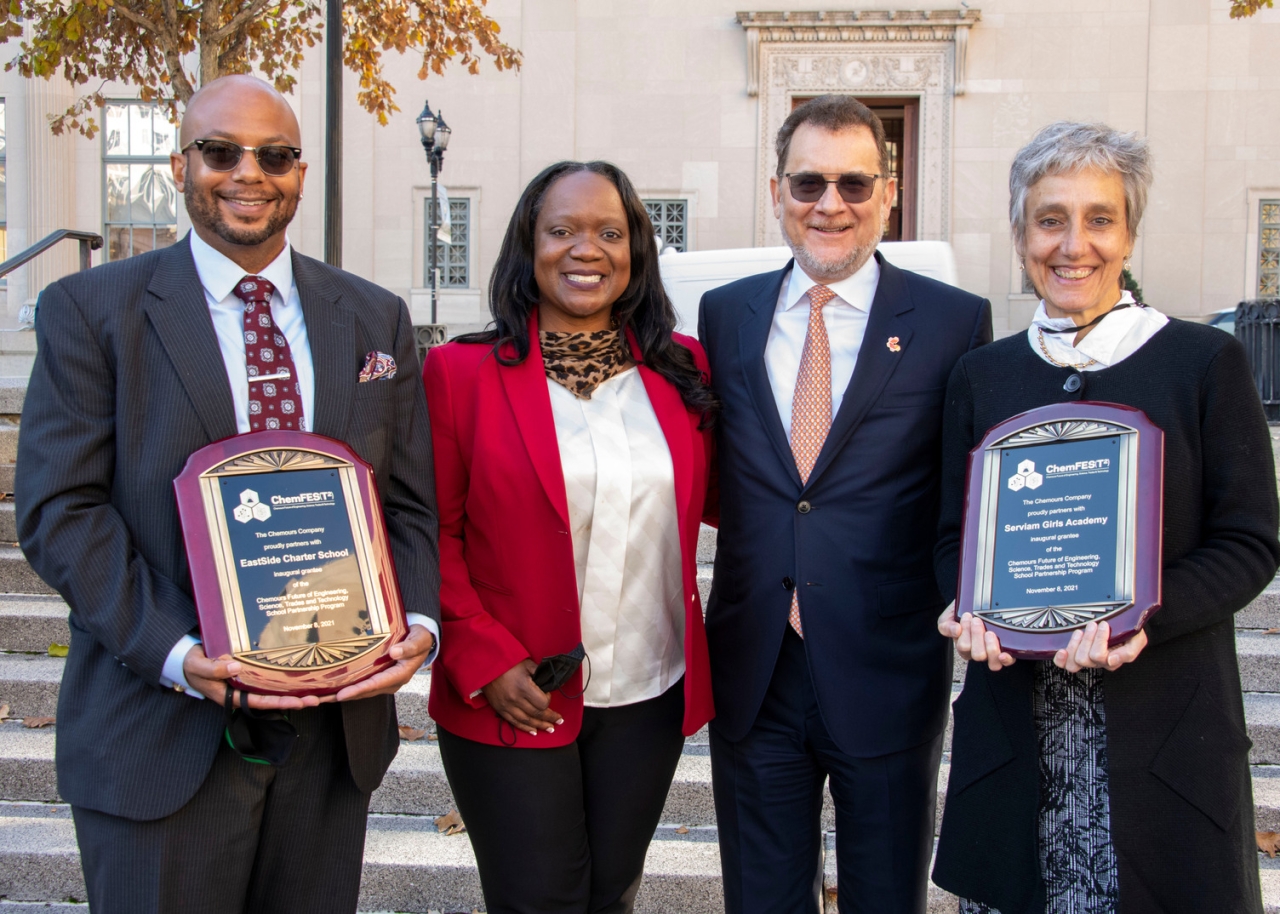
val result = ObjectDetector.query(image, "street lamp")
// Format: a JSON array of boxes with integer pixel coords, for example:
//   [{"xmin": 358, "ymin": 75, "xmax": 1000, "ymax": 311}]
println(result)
[{"xmin": 417, "ymin": 100, "xmax": 452, "ymax": 329}]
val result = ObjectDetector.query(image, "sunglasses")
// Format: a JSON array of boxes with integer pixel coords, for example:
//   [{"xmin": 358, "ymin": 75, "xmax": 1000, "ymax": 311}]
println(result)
[
  {"xmin": 182, "ymin": 139, "xmax": 302, "ymax": 177},
  {"xmin": 784, "ymin": 172, "xmax": 882, "ymax": 204}
]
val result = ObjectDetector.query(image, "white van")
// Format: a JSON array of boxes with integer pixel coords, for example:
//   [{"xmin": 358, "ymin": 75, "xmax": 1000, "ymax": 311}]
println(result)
[{"xmin": 657, "ymin": 241, "xmax": 958, "ymax": 334}]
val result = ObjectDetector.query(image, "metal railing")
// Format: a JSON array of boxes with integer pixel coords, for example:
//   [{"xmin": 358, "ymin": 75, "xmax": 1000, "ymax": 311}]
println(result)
[
  {"xmin": 0, "ymin": 230, "xmax": 103, "ymax": 280},
  {"xmin": 1235, "ymin": 300, "xmax": 1280, "ymax": 421},
  {"xmin": 0, "ymin": 230, "xmax": 104, "ymax": 330}
]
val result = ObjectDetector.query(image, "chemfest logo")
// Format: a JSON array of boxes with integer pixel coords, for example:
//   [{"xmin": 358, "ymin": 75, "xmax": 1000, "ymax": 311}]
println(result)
[
  {"xmin": 1007, "ymin": 459, "xmax": 1043, "ymax": 492},
  {"xmin": 233, "ymin": 489, "xmax": 272, "ymax": 524}
]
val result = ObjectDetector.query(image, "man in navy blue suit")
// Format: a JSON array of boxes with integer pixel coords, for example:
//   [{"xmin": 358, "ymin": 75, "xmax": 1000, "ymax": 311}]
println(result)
[{"xmin": 698, "ymin": 95, "xmax": 992, "ymax": 913}]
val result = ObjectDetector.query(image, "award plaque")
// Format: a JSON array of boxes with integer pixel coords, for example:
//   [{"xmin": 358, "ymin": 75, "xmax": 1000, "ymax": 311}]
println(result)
[
  {"xmin": 956, "ymin": 402, "xmax": 1164, "ymax": 659},
  {"xmin": 174, "ymin": 431, "xmax": 408, "ymax": 695}
]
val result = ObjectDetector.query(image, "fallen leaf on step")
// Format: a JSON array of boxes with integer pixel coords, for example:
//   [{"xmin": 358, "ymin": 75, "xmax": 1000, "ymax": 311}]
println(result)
[
  {"xmin": 675, "ymin": 826, "xmax": 689, "ymax": 834},
  {"xmin": 22, "ymin": 717, "xmax": 55, "ymax": 729},
  {"xmin": 428, "ymin": 733, "xmax": 438, "ymax": 741},
  {"xmin": 398, "ymin": 725, "xmax": 426, "ymax": 741},
  {"xmin": 47, "ymin": 642, "xmax": 69, "ymax": 657},
  {"xmin": 0, "ymin": 703, "xmax": 10, "ymax": 720},
  {"xmin": 1257, "ymin": 831, "xmax": 1280, "ymax": 856},
  {"xmin": 1265, "ymin": 629, "xmax": 1280, "ymax": 635},
  {"xmin": 434, "ymin": 809, "xmax": 466, "ymax": 836}
]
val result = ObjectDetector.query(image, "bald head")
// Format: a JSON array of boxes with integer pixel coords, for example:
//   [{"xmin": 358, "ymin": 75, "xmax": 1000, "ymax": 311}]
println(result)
[
  {"xmin": 180, "ymin": 75, "xmax": 301, "ymax": 148},
  {"xmin": 172, "ymin": 74, "xmax": 306, "ymax": 273}
]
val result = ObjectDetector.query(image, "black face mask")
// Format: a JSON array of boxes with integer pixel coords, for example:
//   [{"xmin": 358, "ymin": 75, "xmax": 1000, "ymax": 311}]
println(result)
[
  {"xmin": 532, "ymin": 642, "xmax": 587, "ymax": 694},
  {"xmin": 224, "ymin": 687, "xmax": 298, "ymax": 767}
]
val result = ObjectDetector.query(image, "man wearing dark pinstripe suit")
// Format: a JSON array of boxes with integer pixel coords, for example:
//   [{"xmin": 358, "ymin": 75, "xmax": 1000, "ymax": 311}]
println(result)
[{"xmin": 15, "ymin": 75, "xmax": 440, "ymax": 914}]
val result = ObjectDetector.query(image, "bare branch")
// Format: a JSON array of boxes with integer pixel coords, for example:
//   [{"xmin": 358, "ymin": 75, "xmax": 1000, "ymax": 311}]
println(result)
[{"xmin": 207, "ymin": 0, "xmax": 276, "ymax": 44}]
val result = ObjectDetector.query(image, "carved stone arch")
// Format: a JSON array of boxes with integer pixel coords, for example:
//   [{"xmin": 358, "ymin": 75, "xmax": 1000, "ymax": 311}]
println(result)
[{"xmin": 738, "ymin": 10, "xmax": 980, "ymax": 247}]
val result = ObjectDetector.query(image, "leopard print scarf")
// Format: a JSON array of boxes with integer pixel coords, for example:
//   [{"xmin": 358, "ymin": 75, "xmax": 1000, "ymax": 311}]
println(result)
[{"xmin": 539, "ymin": 327, "xmax": 634, "ymax": 400}]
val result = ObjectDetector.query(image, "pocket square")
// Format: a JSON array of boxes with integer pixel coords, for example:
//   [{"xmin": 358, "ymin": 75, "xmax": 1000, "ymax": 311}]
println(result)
[{"xmin": 359, "ymin": 351, "xmax": 397, "ymax": 382}]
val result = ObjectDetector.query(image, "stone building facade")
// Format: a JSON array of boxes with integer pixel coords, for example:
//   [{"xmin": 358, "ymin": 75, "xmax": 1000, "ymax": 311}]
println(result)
[{"xmin": 2, "ymin": 0, "xmax": 1278, "ymax": 338}]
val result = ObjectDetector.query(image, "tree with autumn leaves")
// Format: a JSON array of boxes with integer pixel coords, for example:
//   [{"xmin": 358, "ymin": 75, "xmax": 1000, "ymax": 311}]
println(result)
[{"xmin": 0, "ymin": 0, "xmax": 521, "ymax": 136}]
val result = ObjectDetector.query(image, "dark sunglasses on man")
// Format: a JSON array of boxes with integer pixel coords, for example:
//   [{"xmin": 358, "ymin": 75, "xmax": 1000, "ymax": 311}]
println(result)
[
  {"xmin": 182, "ymin": 138, "xmax": 303, "ymax": 177},
  {"xmin": 784, "ymin": 171, "xmax": 882, "ymax": 205}
]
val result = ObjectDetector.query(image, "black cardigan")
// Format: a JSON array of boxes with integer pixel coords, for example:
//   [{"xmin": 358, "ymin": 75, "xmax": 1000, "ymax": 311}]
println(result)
[{"xmin": 932, "ymin": 319, "xmax": 1280, "ymax": 914}]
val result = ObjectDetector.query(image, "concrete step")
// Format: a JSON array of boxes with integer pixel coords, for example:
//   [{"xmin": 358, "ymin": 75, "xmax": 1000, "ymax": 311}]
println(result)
[
  {"xmin": 2, "ymin": 800, "xmax": 1279, "ymax": 914},
  {"xmin": 0, "ymin": 420, "xmax": 18, "ymax": 466},
  {"xmin": 0, "ymin": 377, "xmax": 25, "ymax": 417},
  {"xmin": 0, "ymin": 548, "xmax": 54, "ymax": 596},
  {"xmin": 0, "ymin": 596, "xmax": 68, "ymax": 654},
  {"xmin": 1241, "ymin": 576, "xmax": 1280, "ymax": 631}
]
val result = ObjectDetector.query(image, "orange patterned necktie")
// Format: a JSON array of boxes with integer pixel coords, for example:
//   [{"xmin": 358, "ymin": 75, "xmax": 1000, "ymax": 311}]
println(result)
[{"xmin": 787, "ymin": 284, "xmax": 836, "ymax": 638}]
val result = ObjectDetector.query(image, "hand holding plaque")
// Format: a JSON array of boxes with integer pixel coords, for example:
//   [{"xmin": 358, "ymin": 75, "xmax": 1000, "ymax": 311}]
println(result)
[
  {"xmin": 175, "ymin": 431, "xmax": 410, "ymax": 696},
  {"xmin": 954, "ymin": 402, "xmax": 1164, "ymax": 660}
]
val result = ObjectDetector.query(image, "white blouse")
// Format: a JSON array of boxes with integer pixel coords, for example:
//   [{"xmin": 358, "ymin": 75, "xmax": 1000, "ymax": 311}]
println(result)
[
  {"xmin": 548, "ymin": 366, "xmax": 686, "ymax": 708},
  {"xmin": 1027, "ymin": 291, "xmax": 1169, "ymax": 371}
]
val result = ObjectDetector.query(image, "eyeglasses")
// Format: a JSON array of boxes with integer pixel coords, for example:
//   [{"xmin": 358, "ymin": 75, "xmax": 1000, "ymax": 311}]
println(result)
[
  {"xmin": 182, "ymin": 139, "xmax": 302, "ymax": 177},
  {"xmin": 784, "ymin": 172, "xmax": 882, "ymax": 204}
]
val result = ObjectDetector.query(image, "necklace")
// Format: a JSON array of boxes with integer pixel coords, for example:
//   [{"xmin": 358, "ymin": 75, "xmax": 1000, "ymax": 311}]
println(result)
[{"xmin": 1036, "ymin": 327, "xmax": 1097, "ymax": 370}]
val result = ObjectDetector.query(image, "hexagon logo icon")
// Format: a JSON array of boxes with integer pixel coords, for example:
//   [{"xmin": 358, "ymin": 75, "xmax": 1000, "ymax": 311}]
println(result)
[
  {"xmin": 1008, "ymin": 460, "xmax": 1040, "ymax": 492},
  {"xmin": 236, "ymin": 489, "xmax": 271, "ymax": 522}
]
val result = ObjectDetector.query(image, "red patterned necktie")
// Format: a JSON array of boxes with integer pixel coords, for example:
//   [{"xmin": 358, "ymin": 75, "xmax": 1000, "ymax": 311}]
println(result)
[
  {"xmin": 233, "ymin": 275, "xmax": 305, "ymax": 432},
  {"xmin": 787, "ymin": 284, "xmax": 836, "ymax": 638}
]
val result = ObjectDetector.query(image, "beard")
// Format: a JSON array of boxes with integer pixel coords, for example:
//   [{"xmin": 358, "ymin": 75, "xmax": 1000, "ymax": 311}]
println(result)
[
  {"xmin": 184, "ymin": 181, "xmax": 298, "ymax": 248},
  {"xmin": 780, "ymin": 217, "xmax": 878, "ymax": 282}
]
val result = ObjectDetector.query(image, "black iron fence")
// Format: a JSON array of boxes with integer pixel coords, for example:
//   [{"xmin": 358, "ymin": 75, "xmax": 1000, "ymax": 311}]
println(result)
[{"xmin": 1236, "ymin": 300, "xmax": 1280, "ymax": 420}]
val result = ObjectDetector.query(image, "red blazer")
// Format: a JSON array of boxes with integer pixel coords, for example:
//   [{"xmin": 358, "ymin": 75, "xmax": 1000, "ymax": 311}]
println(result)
[{"xmin": 422, "ymin": 311, "xmax": 715, "ymax": 747}]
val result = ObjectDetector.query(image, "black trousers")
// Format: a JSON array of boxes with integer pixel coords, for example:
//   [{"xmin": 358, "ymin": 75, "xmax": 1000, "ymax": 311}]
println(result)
[
  {"xmin": 71, "ymin": 704, "xmax": 371, "ymax": 914},
  {"xmin": 437, "ymin": 679, "xmax": 686, "ymax": 914},
  {"xmin": 711, "ymin": 628, "xmax": 944, "ymax": 914}
]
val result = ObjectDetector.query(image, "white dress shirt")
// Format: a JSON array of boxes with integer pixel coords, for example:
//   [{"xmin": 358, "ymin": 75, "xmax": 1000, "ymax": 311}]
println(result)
[
  {"xmin": 1027, "ymin": 291, "xmax": 1169, "ymax": 371},
  {"xmin": 161, "ymin": 232, "xmax": 438, "ymax": 696},
  {"xmin": 765, "ymin": 257, "xmax": 881, "ymax": 439},
  {"xmin": 548, "ymin": 368, "xmax": 686, "ymax": 707}
]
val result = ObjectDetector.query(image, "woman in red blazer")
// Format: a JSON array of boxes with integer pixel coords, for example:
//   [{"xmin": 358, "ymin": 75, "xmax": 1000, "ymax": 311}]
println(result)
[{"xmin": 422, "ymin": 160, "xmax": 717, "ymax": 914}]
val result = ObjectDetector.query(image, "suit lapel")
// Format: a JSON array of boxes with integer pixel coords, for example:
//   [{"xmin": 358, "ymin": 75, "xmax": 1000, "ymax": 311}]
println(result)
[
  {"xmin": 499, "ymin": 311, "xmax": 571, "ymax": 527},
  {"xmin": 632, "ymin": 329, "xmax": 693, "ymax": 528},
  {"xmin": 806, "ymin": 253, "xmax": 915, "ymax": 488},
  {"xmin": 738, "ymin": 265, "xmax": 802, "ymax": 489},
  {"xmin": 142, "ymin": 237, "xmax": 238, "ymax": 442},
  {"xmin": 292, "ymin": 252, "xmax": 355, "ymax": 441}
]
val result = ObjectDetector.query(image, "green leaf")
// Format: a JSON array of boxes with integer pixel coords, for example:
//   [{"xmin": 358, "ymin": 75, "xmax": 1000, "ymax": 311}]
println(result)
[{"xmin": 48, "ymin": 642, "xmax": 69, "ymax": 657}]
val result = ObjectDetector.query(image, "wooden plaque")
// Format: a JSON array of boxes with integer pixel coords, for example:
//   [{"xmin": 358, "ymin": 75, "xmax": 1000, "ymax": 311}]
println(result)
[
  {"xmin": 174, "ymin": 431, "xmax": 408, "ymax": 695},
  {"xmin": 956, "ymin": 402, "xmax": 1164, "ymax": 659}
]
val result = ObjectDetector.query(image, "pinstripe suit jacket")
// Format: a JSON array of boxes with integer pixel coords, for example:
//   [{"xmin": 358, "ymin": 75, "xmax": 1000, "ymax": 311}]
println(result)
[{"xmin": 15, "ymin": 235, "xmax": 440, "ymax": 821}]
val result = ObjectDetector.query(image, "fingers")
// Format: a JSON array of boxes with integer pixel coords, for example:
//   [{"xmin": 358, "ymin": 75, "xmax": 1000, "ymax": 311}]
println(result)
[
  {"xmin": 1106, "ymin": 628, "xmax": 1149, "ymax": 670},
  {"xmin": 956, "ymin": 612, "xmax": 976, "ymax": 661},
  {"xmin": 938, "ymin": 602, "xmax": 960, "ymax": 639},
  {"xmin": 954, "ymin": 613, "xmax": 1014, "ymax": 670},
  {"xmin": 389, "ymin": 625, "xmax": 435, "ymax": 663},
  {"xmin": 981, "ymin": 629, "xmax": 1014, "ymax": 671}
]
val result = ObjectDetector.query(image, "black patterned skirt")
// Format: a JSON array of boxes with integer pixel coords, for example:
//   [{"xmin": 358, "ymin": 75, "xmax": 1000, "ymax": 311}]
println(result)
[{"xmin": 958, "ymin": 663, "xmax": 1120, "ymax": 914}]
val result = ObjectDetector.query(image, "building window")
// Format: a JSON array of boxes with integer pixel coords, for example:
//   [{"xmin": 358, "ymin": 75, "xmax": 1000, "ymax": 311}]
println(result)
[
  {"xmin": 426, "ymin": 196, "xmax": 470, "ymax": 288},
  {"xmin": 103, "ymin": 102, "xmax": 179, "ymax": 261},
  {"xmin": 0, "ymin": 99, "xmax": 7, "ymax": 267},
  {"xmin": 645, "ymin": 199, "xmax": 687, "ymax": 252},
  {"xmin": 1260, "ymin": 200, "xmax": 1280, "ymax": 298}
]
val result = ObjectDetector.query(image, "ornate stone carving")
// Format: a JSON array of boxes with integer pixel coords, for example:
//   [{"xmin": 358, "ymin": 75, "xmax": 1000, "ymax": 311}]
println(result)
[{"xmin": 742, "ymin": 9, "xmax": 979, "ymax": 246}]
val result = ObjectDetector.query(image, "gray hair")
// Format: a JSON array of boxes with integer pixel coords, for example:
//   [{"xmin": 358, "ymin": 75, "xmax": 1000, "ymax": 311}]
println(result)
[{"xmin": 1009, "ymin": 121, "xmax": 1153, "ymax": 250}]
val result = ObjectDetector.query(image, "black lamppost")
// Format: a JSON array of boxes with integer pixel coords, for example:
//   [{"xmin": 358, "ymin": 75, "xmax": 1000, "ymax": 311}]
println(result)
[
  {"xmin": 417, "ymin": 100, "xmax": 452, "ymax": 327},
  {"xmin": 324, "ymin": 0, "xmax": 343, "ymax": 267}
]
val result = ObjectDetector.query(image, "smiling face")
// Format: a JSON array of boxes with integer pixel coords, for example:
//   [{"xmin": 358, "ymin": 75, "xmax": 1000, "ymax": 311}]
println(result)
[
  {"xmin": 171, "ymin": 76, "xmax": 307, "ymax": 274},
  {"xmin": 770, "ymin": 122, "xmax": 895, "ymax": 284},
  {"xmin": 1021, "ymin": 168, "xmax": 1131, "ymax": 325},
  {"xmin": 533, "ymin": 171, "xmax": 632, "ymax": 333}
]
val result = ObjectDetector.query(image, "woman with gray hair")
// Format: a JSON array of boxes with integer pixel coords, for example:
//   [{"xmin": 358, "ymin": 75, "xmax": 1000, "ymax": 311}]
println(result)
[{"xmin": 932, "ymin": 121, "xmax": 1280, "ymax": 912}]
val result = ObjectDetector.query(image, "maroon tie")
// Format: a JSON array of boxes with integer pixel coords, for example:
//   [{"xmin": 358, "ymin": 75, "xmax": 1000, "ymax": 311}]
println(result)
[{"xmin": 233, "ymin": 275, "xmax": 305, "ymax": 432}]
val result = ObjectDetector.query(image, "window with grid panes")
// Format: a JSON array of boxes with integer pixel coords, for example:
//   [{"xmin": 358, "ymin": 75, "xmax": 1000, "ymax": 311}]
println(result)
[
  {"xmin": 645, "ymin": 199, "xmax": 687, "ymax": 252},
  {"xmin": 1260, "ymin": 200, "xmax": 1280, "ymax": 298},
  {"xmin": 427, "ymin": 197, "xmax": 470, "ymax": 288},
  {"xmin": 103, "ymin": 102, "xmax": 179, "ymax": 261}
]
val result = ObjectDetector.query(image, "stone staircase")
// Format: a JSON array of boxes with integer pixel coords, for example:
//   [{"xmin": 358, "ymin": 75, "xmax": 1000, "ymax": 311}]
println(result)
[{"xmin": 3, "ymin": 379, "xmax": 1280, "ymax": 911}]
